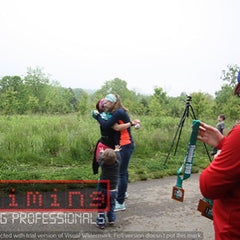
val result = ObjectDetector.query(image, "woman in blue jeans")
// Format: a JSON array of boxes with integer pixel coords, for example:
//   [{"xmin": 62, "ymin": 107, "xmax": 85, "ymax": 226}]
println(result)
[{"xmin": 95, "ymin": 93, "xmax": 137, "ymax": 211}]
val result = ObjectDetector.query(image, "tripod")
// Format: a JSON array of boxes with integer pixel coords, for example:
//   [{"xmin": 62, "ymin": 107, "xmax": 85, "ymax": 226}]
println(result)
[{"xmin": 164, "ymin": 96, "xmax": 211, "ymax": 165}]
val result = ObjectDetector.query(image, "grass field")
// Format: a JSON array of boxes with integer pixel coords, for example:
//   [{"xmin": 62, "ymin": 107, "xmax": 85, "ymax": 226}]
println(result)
[{"xmin": 0, "ymin": 114, "xmax": 215, "ymax": 181}]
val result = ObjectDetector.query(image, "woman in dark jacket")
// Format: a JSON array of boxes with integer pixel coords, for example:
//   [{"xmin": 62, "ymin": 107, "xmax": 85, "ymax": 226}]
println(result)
[
  {"xmin": 92, "ymin": 98, "xmax": 131, "ymax": 175},
  {"xmin": 95, "ymin": 94, "xmax": 138, "ymax": 211}
]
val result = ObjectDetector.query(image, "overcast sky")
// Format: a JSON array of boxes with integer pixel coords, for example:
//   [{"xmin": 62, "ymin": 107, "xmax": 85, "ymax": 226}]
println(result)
[{"xmin": 0, "ymin": 0, "xmax": 239, "ymax": 97}]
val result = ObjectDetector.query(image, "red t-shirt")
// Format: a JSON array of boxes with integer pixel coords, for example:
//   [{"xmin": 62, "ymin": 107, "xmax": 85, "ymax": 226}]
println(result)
[{"xmin": 200, "ymin": 124, "xmax": 240, "ymax": 240}]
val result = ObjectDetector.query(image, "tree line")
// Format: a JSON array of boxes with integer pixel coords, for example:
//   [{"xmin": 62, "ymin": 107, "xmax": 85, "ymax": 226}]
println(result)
[{"xmin": 0, "ymin": 65, "xmax": 239, "ymax": 121}]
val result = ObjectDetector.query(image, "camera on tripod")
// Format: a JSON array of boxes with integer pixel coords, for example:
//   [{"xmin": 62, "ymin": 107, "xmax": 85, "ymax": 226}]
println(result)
[
  {"xmin": 164, "ymin": 95, "xmax": 211, "ymax": 165},
  {"xmin": 186, "ymin": 95, "xmax": 192, "ymax": 102}
]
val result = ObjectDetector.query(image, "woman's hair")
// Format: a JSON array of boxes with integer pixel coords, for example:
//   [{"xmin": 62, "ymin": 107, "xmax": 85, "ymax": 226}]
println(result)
[
  {"xmin": 110, "ymin": 94, "xmax": 128, "ymax": 113},
  {"xmin": 96, "ymin": 99, "xmax": 105, "ymax": 112}
]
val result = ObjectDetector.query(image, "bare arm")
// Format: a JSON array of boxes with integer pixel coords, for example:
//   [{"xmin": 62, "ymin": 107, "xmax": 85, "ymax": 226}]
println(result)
[
  {"xmin": 112, "ymin": 119, "xmax": 140, "ymax": 131},
  {"xmin": 112, "ymin": 122, "xmax": 131, "ymax": 131}
]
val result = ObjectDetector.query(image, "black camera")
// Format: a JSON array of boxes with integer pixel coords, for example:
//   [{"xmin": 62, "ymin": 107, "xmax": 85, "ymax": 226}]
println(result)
[{"xmin": 186, "ymin": 95, "xmax": 192, "ymax": 102}]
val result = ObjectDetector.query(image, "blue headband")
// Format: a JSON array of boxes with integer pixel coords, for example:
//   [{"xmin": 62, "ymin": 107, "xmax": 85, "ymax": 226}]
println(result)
[{"xmin": 105, "ymin": 94, "xmax": 117, "ymax": 103}]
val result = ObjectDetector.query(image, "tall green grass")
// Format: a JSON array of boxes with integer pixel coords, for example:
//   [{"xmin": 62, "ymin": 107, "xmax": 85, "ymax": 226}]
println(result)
[
  {"xmin": 0, "ymin": 114, "xmax": 98, "ymax": 179},
  {"xmin": 0, "ymin": 114, "xmax": 220, "ymax": 180}
]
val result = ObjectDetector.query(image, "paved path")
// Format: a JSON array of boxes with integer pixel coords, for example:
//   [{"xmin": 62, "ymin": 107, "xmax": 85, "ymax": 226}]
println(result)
[{"xmin": 0, "ymin": 174, "xmax": 214, "ymax": 239}]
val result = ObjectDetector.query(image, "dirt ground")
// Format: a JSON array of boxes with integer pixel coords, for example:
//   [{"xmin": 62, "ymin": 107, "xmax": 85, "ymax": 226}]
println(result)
[
  {"xmin": 112, "ymin": 173, "xmax": 214, "ymax": 239},
  {"xmin": 0, "ymin": 173, "xmax": 214, "ymax": 240}
]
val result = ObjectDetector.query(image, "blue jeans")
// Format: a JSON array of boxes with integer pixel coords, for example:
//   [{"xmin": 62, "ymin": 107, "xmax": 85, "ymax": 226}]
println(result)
[
  {"xmin": 117, "ymin": 143, "xmax": 135, "ymax": 204},
  {"xmin": 96, "ymin": 190, "xmax": 117, "ymax": 227}
]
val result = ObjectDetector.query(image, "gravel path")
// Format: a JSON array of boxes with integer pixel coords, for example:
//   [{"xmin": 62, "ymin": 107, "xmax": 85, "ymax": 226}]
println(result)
[
  {"xmin": 0, "ymin": 174, "xmax": 214, "ymax": 240},
  {"xmin": 113, "ymin": 173, "xmax": 214, "ymax": 239}
]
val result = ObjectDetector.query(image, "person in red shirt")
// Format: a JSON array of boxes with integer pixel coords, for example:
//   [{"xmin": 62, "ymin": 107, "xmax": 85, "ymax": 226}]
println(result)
[{"xmin": 198, "ymin": 71, "xmax": 240, "ymax": 240}]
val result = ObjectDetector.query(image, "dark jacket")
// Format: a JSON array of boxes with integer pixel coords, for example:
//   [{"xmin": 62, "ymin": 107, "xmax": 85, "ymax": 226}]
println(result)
[{"xmin": 98, "ymin": 151, "xmax": 120, "ymax": 190}]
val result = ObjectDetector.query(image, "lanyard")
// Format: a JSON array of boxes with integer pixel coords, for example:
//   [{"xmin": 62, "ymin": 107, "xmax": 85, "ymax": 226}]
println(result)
[
  {"xmin": 177, "ymin": 119, "xmax": 200, "ymax": 187},
  {"xmin": 172, "ymin": 120, "xmax": 200, "ymax": 202},
  {"xmin": 171, "ymin": 119, "xmax": 214, "ymax": 220}
]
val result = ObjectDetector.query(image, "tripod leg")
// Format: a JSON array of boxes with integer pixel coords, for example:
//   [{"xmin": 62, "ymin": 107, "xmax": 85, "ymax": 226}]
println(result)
[
  {"xmin": 174, "ymin": 119, "xmax": 185, "ymax": 156},
  {"xmin": 164, "ymin": 108, "xmax": 188, "ymax": 165}
]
